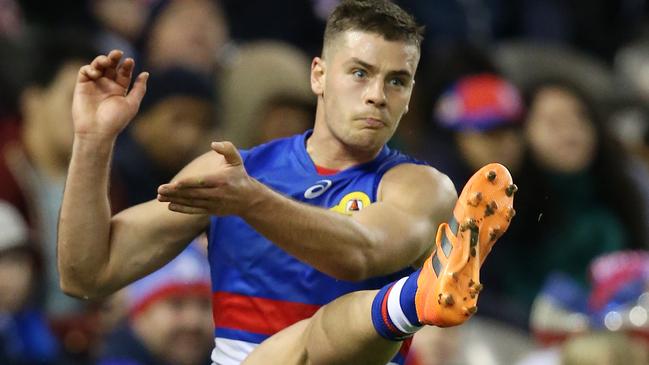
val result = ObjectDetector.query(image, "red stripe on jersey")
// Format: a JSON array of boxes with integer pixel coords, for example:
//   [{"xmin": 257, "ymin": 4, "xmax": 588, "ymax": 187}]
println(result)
[{"xmin": 212, "ymin": 291, "xmax": 321, "ymax": 335}]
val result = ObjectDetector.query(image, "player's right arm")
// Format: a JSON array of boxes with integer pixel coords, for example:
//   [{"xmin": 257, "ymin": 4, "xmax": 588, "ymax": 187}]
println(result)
[{"xmin": 57, "ymin": 50, "xmax": 210, "ymax": 299}]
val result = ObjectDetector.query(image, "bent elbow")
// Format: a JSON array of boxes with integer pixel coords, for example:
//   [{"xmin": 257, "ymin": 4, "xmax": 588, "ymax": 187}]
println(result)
[
  {"xmin": 59, "ymin": 278, "xmax": 91, "ymax": 299},
  {"xmin": 58, "ymin": 272, "xmax": 105, "ymax": 300}
]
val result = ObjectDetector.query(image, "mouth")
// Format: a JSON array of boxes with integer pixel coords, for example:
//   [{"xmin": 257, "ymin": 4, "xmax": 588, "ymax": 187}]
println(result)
[{"xmin": 359, "ymin": 117, "xmax": 386, "ymax": 128}]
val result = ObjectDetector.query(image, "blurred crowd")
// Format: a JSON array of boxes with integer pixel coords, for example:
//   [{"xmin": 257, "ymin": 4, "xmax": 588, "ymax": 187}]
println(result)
[{"xmin": 1, "ymin": 0, "xmax": 649, "ymax": 364}]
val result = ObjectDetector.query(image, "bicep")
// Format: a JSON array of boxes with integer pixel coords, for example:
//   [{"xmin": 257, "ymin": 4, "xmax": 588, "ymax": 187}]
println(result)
[
  {"xmin": 100, "ymin": 152, "xmax": 217, "ymax": 290},
  {"xmin": 103, "ymin": 200, "xmax": 209, "ymax": 290},
  {"xmin": 352, "ymin": 165, "xmax": 457, "ymax": 272}
]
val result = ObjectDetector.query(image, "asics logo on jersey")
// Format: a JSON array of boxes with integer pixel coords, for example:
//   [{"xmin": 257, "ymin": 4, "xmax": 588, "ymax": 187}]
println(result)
[{"xmin": 304, "ymin": 180, "xmax": 333, "ymax": 199}]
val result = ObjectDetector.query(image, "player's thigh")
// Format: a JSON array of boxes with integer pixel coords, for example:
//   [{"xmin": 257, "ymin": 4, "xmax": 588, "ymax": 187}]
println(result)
[{"xmin": 242, "ymin": 318, "xmax": 311, "ymax": 365}]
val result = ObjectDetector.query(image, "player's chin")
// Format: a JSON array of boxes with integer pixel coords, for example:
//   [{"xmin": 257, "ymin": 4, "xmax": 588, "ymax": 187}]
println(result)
[{"xmin": 347, "ymin": 131, "xmax": 388, "ymax": 152}]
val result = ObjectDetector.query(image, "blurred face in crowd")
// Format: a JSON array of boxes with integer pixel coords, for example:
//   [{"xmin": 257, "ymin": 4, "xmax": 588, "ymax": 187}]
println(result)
[
  {"xmin": 22, "ymin": 61, "xmax": 83, "ymax": 166},
  {"xmin": 147, "ymin": 0, "xmax": 228, "ymax": 73},
  {"xmin": 525, "ymin": 86, "xmax": 597, "ymax": 173},
  {"xmin": 92, "ymin": 0, "xmax": 149, "ymax": 41},
  {"xmin": 456, "ymin": 127, "xmax": 524, "ymax": 173},
  {"xmin": 311, "ymin": 31, "xmax": 419, "ymax": 153},
  {"xmin": 0, "ymin": 249, "xmax": 34, "ymax": 313},
  {"xmin": 410, "ymin": 326, "xmax": 460, "ymax": 365},
  {"xmin": 133, "ymin": 294, "xmax": 213, "ymax": 365},
  {"xmin": 256, "ymin": 101, "xmax": 314, "ymax": 144},
  {"xmin": 134, "ymin": 96, "xmax": 214, "ymax": 172}
]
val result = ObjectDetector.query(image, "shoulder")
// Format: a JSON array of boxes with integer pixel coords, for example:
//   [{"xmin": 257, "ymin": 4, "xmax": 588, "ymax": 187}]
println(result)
[
  {"xmin": 378, "ymin": 163, "xmax": 457, "ymax": 211},
  {"xmin": 381, "ymin": 163, "xmax": 455, "ymax": 196}
]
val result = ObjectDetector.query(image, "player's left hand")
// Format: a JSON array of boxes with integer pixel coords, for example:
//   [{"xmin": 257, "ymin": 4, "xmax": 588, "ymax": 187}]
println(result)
[{"xmin": 156, "ymin": 141, "xmax": 259, "ymax": 216}]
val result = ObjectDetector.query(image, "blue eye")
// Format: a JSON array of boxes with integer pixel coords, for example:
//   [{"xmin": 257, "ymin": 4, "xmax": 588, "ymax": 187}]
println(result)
[
  {"xmin": 352, "ymin": 69, "xmax": 367, "ymax": 79},
  {"xmin": 389, "ymin": 78, "xmax": 405, "ymax": 87}
]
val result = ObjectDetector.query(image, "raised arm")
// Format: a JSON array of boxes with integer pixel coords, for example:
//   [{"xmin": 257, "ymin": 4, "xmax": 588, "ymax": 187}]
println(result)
[
  {"xmin": 158, "ymin": 143, "xmax": 457, "ymax": 281},
  {"xmin": 58, "ymin": 50, "xmax": 210, "ymax": 299}
]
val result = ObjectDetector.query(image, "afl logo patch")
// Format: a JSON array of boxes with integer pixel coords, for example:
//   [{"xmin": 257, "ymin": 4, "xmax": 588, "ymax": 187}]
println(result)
[{"xmin": 304, "ymin": 180, "xmax": 333, "ymax": 199}]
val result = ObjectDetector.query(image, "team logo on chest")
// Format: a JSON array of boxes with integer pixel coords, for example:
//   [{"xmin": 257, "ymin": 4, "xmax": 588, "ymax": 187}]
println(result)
[
  {"xmin": 304, "ymin": 180, "xmax": 333, "ymax": 199},
  {"xmin": 330, "ymin": 192, "xmax": 372, "ymax": 215}
]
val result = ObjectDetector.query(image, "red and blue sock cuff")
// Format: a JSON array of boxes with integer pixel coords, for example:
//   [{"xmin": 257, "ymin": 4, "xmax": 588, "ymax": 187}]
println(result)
[
  {"xmin": 371, "ymin": 272, "xmax": 422, "ymax": 341},
  {"xmin": 400, "ymin": 270, "xmax": 422, "ymax": 327}
]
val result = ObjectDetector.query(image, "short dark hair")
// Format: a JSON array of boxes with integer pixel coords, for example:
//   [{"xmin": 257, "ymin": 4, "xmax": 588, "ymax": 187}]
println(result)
[{"xmin": 323, "ymin": 0, "xmax": 424, "ymax": 55}]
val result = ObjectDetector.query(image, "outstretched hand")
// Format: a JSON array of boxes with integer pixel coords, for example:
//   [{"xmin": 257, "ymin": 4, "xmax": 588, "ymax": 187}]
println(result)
[
  {"xmin": 157, "ymin": 142, "xmax": 260, "ymax": 216},
  {"xmin": 73, "ymin": 50, "xmax": 149, "ymax": 139}
]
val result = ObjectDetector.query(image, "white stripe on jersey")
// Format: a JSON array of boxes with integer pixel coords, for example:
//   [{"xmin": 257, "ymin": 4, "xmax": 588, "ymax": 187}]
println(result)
[
  {"xmin": 210, "ymin": 337, "xmax": 403, "ymax": 365},
  {"xmin": 211, "ymin": 338, "xmax": 258, "ymax": 365}
]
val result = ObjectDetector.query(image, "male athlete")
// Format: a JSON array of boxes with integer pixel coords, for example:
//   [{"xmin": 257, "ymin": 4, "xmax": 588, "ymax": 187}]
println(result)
[{"xmin": 58, "ymin": 1, "xmax": 516, "ymax": 364}]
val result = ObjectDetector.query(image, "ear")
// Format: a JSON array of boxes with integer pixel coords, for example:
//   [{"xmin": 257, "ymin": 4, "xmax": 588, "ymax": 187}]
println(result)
[{"xmin": 310, "ymin": 57, "xmax": 325, "ymax": 96}]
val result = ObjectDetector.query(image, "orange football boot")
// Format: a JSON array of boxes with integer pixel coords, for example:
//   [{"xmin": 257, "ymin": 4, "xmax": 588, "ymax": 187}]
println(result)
[{"xmin": 415, "ymin": 163, "xmax": 517, "ymax": 327}]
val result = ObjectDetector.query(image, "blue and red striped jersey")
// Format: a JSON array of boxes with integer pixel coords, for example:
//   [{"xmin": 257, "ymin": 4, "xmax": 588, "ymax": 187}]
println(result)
[{"xmin": 207, "ymin": 131, "xmax": 425, "ymax": 364}]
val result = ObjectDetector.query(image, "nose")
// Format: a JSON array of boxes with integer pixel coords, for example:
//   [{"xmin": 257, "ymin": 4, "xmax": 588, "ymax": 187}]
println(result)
[{"xmin": 364, "ymin": 78, "xmax": 387, "ymax": 108}]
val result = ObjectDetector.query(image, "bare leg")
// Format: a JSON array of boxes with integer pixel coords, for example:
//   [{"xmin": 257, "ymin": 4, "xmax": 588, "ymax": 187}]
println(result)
[{"xmin": 243, "ymin": 290, "xmax": 401, "ymax": 365}]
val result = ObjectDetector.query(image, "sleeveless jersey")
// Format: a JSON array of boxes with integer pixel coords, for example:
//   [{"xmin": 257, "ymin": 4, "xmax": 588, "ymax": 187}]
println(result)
[{"xmin": 208, "ymin": 131, "xmax": 426, "ymax": 365}]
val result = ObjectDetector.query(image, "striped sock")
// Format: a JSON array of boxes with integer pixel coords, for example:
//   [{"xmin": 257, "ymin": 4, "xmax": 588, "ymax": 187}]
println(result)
[{"xmin": 371, "ymin": 271, "xmax": 423, "ymax": 341}]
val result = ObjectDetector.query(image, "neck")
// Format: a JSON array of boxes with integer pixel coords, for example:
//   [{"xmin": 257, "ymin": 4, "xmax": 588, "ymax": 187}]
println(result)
[
  {"xmin": 22, "ymin": 121, "xmax": 66, "ymax": 178},
  {"xmin": 306, "ymin": 103, "xmax": 382, "ymax": 170}
]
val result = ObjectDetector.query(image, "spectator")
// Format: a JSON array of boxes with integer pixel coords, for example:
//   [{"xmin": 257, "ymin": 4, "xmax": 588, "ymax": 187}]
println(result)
[
  {"xmin": 497, "ymin": 78, "xmax": 649, "ymax": 324},
  {"xmin": 90, "ymin": 0, "xmax": 150, "ymax": 59},
  {"xmin": 561, "ymin": 332, "xmax": 649, "ymax": 365},
  {"xmin": 0, "ymin": 201, "xmax": 61, "ymax": 365},
  {"xmin": 519, "ymin": 251, "xmax": 649, "ymax": 365},
  {"xmin": 97, "ymin": 244, "xmax": 213, "ymax": 365},
  {"xmin": 0, "ymin": 29, "xmax": 98, "ymax": 313},
  {"xmin": 427, "ymin": 72, "xmax": 535, "ymax": 329},
  {"xmin": 0, "ymin": 29, "xmax": 112, "ymax": 360},
  {"xmin": 112, "ymin": 67, "xmax": 217, "ymax": 207},
  {"xmin": 219, "ymin": 41, "xmax": 314, "ymax": 148},
  {"xmin": 139, "ymin": 0, "xmax": 229, "ymax": 75}
]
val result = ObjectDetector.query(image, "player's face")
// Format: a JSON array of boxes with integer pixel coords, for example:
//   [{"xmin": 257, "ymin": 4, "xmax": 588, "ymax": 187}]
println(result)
[{"xmin": 313, "ymin": 31, "xmax": 419, "ymax": 152}]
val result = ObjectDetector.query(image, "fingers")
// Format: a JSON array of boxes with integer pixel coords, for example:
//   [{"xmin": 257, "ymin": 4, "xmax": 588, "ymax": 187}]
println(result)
[
  {"xmin": 167, "ymin": 203, "xmax": 209, "ymax": 215},
  {"xmin": 158, "ymin": 194, "xmax": 211, "ymax": 208},
  {"xmin": 90, "ymin": 50, "xmax": 121, "ymax": 77},
  {"xmin": 211, "ymin": 141, "xmax": 243, "ymax": 166},
  {"xmin": 116, "ymin": 58, "xmax": 135, "ymax": 88},
  {"xmin": 78, "ymin": 64, "xmax": 102, "ymax": 81},
  {"xmin": 157, "ymin": 186, "xmax": 216, "ymax": 200},
  {"xmin": 78, "ymin": 50, "xmax": 124, "ymax": 82},
  {"xmin": 160, "ymin": 175, "xmax": 220, "ymax": 190},
  {"xmin": 125, "ymin": 72, "xmax": 149, "ymax": 108}
]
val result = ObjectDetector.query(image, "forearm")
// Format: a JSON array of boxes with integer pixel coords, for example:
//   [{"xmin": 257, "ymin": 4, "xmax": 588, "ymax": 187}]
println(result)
[
  {"xmin": 58, "ymin": 135, "xmax": 115, "ymax": 297},
  {"xmin": 242, "ymin": 182, "xmax": 385, "ymax": 281}
]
